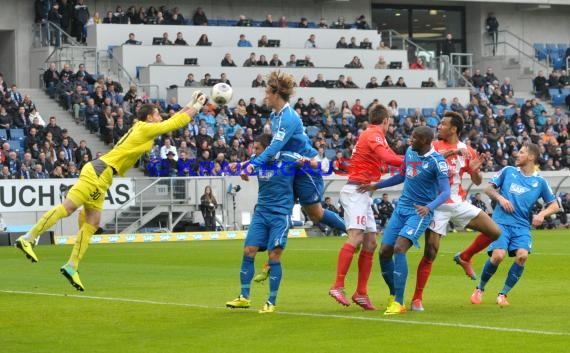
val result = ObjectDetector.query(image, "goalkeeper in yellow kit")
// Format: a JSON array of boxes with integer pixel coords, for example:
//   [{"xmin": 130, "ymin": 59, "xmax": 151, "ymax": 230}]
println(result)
[{"xmin": 15, "ymin": 91, "xmax": 207, "ymax": 291}]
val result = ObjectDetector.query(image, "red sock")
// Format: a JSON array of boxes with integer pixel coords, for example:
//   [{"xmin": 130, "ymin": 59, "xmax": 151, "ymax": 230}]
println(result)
[
  {"xmin": 413, "ymin": 256, "xmax": 433, "ymax": 301},
  {"xmin": 356, "ymin": 250, "xmax": 374, "ymax": 295},
  {"xmin": 333, "ymin": 243, "xmax": 356, "ymax": 288},
  {"xmin": 461, "ymin": 233, "xmax": 493, "ymax": 261}
]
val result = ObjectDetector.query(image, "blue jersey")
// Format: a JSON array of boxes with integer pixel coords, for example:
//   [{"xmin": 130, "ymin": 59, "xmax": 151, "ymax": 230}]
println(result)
[
  {"xmin": 250, "ymin": 103, "xmax": 317, "ymax": 169},
  {"xmin": 398, "ymin": 146, "xmax": 449, "ymax": 209},
  {"xmin": 251, "ymin": 155, "xmax": 296, "ymax": 215},
  {"xmin": 489, "ymin": 166, "xmax": 556, "ymax": 228}
]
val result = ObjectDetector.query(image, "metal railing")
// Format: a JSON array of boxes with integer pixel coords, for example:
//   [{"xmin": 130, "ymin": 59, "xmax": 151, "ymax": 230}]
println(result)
[
  {"xmin": 483, "ymin": 29, "xmax": 550, "ymax": 75},
  {"xmin": 109, "ymin": 176, "xmax": 227, "ymax": 234},
  {"xmin": 381, "ymin": 29, "xmax": 472, "ymax": 88},
  {"xmin": 381, "ymin": 29, "xmax": 436, "ymax": 70},
  {"xmin": 32, "ymin": 21, "xmax": 81, "ymax": 48}
]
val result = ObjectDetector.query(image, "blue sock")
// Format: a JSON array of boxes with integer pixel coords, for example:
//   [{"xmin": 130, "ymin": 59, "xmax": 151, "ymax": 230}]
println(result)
[
  {"xmin": 393, "ymin": 252, "xmax": 408, "ymax": 305},
  {"xmin": 478, "ymin": 259, "xmax": 498, "ymax": 291},
  {"xmin": 320, "ymin": 209, "xmax": 346, "ymax": 233},
  {"xmin": 380, "ymin": 257, "xmax": 395, "ymax": 295},
  {"xmin": 501, "ymin": 262, "xmax": 524, "ymax": 295},
  {"xmin": 240, "ymin": 256, "xmax": 255, "ymax": 298},
  {"xmin": 268, "ymin": 261, "xmax": 282, "ymax": 305}
]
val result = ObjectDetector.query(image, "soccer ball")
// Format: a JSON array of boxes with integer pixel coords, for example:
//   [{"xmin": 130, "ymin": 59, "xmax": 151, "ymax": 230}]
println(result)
[{"xmin": 211, "ymin": 82, "xmax": 233, "ymax": 105}]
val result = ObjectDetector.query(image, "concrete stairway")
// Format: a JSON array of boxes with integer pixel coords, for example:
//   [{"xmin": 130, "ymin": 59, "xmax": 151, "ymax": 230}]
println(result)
[
  {"xmin": 20, "ymin": 88, "xmax": 145, "ymax": 177},
  {"xmin": 473, "ymin": 55, "xmax": 534, "ymax": 94}
]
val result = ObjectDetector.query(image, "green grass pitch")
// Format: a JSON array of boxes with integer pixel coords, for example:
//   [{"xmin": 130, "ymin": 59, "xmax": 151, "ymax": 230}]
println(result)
[{"xmin": 1, "ymin": 229, "xmax": 569, "ymax": 353}]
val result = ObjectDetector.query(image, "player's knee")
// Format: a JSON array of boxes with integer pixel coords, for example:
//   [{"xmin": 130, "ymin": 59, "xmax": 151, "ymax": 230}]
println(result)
[
  {"xmin": 304, "ymin": 205, "xmax": 324, "ymax": 222},
  {"xmin": 243, "ymin": 246, "xmax": 258, "ymax": 257},
  {"xmin": 491, "ymin": 251, "xmax": 506, "ymax": 264},
  {"xmin": 515, "ymin": 252, "xmax": 528, "ymax": 265},
  {"xmin": 362, "ymin": 238, "xmax": 377, "ymax": 252},
  {"xmin": 379, "ymin": 245, "xmax": 393, "ymax": 259},
  {"xmin": 424, "ymin": 245, "xmax": 438, "ymax": 261}
]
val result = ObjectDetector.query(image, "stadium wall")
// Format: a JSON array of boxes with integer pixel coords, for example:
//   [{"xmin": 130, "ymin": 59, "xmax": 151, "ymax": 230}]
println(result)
[{"xmin": 2, "ymin": 172, "xmax": 568, "ymax": 236}]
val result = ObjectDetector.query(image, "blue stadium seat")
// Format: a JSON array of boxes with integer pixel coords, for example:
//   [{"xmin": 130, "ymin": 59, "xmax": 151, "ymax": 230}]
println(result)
[
  {"xmin": 8, "ymin": 139, "xmax": 23, "ymax": 150},
  {"xmin": 549, "ymin": 88, "xmax": 561, "ymax": 97},
  {"xmin": 558, "ymin": 43, "xmax": 568, "ymax": 57},
  {"xmin": 553, "ymin": 57, "xmax": 565, "ymax": 70},
  {"xmin": 9, "ymin": 128, "xmax": 25, "ymax": 141},
  {"xmin": 552, "ymin": 94, "xmax": 566, "ymax": 107},
  {"xmin": 421, "ymin": 108, "xmax": 432, "ymax": 117},
  {"xmin": 398, "ymin": 107, "xmax": 407, "ymax": 118},
  {"xmin": 0, "ymin": 129, "xmax": 7, "ymax": 140},
  {"xmin": 306, "ymin": 125, "xmax": 319, "ymax": 138},
  {"xmin": 324, "ymin": 148, "xmax": 337, "ymax": 160},
  {"xmin": 515, "ymin": 98, "xmax": 524, "ymax": 107},
  {"xmin": 407, "ymin": 108, "xmax": 416, "ymax": 116},
  {"xmin": 561, "ymin": 88, "xmax": 570, "ymax": 96},
  {"xmin": 534, "ymin": 43, "xmax": 547, "ymax": 61}
]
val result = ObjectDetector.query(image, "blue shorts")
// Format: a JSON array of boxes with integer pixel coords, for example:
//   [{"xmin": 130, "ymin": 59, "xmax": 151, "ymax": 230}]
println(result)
[
  {"xmin": 488, "ymin": 224, "xmax": 532, "ymax": 256},
  {"xmin": 381, "ymin": 207, "xmax": 433, "ymax": 248},
  {"xmin": 294, "ymin": 168, "xmax": 323, "ymax": 206},
  {"xmin": 244, "ymin": 209, "xmax": 291, "ymax": 251}
]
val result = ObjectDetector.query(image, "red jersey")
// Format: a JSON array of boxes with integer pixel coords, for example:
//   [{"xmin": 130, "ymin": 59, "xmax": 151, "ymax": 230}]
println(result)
[
  {"xmin": 432, "ymin": 140, "xmax": 477, "ymax": 203},
  {"xmin": 347, "ymin": 124, "xmax": 403, "ymax": 184}
]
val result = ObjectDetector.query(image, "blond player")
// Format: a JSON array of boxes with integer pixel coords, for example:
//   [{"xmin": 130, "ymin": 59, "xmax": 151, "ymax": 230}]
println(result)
[{"xmin": 15, "ymin": 92, "xmax": 207, "ymax": 291}]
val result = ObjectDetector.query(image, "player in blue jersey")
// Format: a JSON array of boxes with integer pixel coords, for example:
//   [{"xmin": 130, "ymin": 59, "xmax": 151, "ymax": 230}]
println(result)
[
  {"xmin": 244, "ymin": 71, "xmax": 345, "ymax": 232},
  {"xmin": 470, "ymin": 143, "xmax": 559, "ymax": 306},
  {"xmin": 226, "ymin": 134, "xmax": 299, "ymax": 313},
  {"xmin": 241, "ymin": 71, "xmax": 346, "ymax": 281},
  {"xmin": 358, "ymin": 126, "xmax": 450, "ymax": 315}
]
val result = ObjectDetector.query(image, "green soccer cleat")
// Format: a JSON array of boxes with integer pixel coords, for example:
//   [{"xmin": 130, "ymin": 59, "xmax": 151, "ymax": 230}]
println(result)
[
  {"xmin": 15, "ymin": 237, "xmax": 38, "ymax": 263},
  {"xmin": 253, "ymin": 264, "xmax": 270, "ymax": 283},
  {"xmin": 226, "ymin": 295, "xmax": 251, "ymax": 309},
  {"xmin": 259, "ymin": 302, "xmax": 276, "ymax": 314},
  {"xmin": 60, "ymin": 265, "xmax": 85, "ymax": 291}
]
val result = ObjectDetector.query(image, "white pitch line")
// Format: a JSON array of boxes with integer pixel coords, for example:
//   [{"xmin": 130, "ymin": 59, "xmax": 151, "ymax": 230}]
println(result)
[{"xmin": 1, "ymin": 289, "xmax": 568, "ymax": 337}]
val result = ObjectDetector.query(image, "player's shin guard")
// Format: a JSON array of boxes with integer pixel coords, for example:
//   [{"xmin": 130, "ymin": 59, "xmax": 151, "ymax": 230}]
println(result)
[
  {"xmin": 67, "ymin": 223, "xmax": 97, "ymax": 269},
  {"xmin": 500, "ymin": 262, "xmax": 524, "ymax": 295},
  {"xmin": 321, "ymin": 210, "xmax": 346, "ymax": 233},
  {"xmin": 240, "ymin": 256, "xmax": 255, "ymax": 298},
  {"xmin": 380, "ymin": 256, "xmax": 395, "ymax": 295},
  {"xmin": 333, "ymin": 243, "xmax": 356, "ymax": 288},
  {"xmin": 478, "ymin": 259, "xmax": 498, "ymax": 291},
  {"xmin": 25, "ymin": 204, "xmax": 69, "ymax": 243},
  {"xmin": 268, "ymin": 261, "xmax": 282, "ymax": 305},
  {"xmin": 461, "ymin": 233, "xmax": 493, "ymax": 261},
  {"xmin": 356, "ymin": 250, "xmax": 373, "ymax": 295},
  {"xmin": 413, "ymin": 256, "xmax": 433, "ymax": 301},
  {"xmin": 393, "ymin": 253, "xmax": 408, "ymax": 305}
]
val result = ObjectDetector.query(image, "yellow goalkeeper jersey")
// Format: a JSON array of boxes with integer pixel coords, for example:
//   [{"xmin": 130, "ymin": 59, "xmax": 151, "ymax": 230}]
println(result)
[{"xmin": 100, "ymin": 110, "xmax": 191, "ymax": 176}]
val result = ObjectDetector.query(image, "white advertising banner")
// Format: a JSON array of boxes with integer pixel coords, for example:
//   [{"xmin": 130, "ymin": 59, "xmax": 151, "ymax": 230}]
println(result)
[{"xmin": 0, "ymin": 178, "xmax": 134, "ymax": 212}]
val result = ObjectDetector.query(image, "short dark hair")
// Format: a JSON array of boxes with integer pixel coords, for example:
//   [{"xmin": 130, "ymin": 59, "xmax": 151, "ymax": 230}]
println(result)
[
  {"xmin": 444, "ymin": 111, "xmax": 464, "ymax": 135},
  {"xmin": 137, "ymin": 103, "xmax": 157, "ymax": 121},
  {"xmin": 368, "ymin": 103, "xmax": 390, "ymax": 125},
  {"xmin": 254, "ymin": 133, "xmax": 272, "ymax": 148},
  {"xmin": 414, "ymin": 126, "xmax": 434, "ymax": 143}
]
